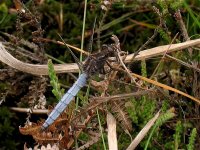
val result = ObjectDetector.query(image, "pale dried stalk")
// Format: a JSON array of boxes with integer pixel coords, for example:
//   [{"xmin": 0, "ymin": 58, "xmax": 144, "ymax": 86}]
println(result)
[
  {"xmin": 107, "ymin": 112, "xmax": 118, "ymax": 150},
  {"xmin": 126, "ymin": 111, "xmax": 160, "ymax": 150},
  {"xmin": 10, "ymin": 107, "xmax": 48, "ymax": 114}
]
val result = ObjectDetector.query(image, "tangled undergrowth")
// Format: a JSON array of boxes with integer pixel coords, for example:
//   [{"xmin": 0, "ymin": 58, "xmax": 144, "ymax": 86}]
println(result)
[{"xmin": 0, "ymin": 0, "xmax": 199, "ymax": 149}]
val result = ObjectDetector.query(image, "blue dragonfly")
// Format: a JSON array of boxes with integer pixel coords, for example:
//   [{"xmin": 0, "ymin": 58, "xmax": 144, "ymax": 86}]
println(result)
[{"xmin": 41, "ymin": 35, "xmax": 120, "ymax": 130}]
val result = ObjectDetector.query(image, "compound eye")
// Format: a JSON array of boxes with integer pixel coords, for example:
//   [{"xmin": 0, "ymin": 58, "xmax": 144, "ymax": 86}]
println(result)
[
  {"xmin": 102, "ymin": 44, "xmax": 114, "ymax": 51},
  {"xmin": 101, "ymin": 44, "xmax": 108, "ymax": 50}
]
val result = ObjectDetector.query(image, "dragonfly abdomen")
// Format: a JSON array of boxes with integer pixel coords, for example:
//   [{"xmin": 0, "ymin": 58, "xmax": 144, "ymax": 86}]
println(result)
[{"xmin": 41, "ymin": 73, "xmax": 88, "ymax": 130}]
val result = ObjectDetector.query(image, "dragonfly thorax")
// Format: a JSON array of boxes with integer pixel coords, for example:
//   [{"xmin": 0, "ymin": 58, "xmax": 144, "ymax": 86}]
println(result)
[{"xmin": 83, "ymin": 44, "xmax": 116, "ymax": 76}]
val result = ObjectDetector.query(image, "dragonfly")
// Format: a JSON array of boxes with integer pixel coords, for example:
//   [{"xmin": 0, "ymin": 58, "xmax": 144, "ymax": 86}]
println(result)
[{"xmin": 41, "ymin": 35, "xmax": 121, "ymax": 130}]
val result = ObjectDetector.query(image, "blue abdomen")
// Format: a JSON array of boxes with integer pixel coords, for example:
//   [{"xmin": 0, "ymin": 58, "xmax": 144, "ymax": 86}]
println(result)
[{"xmin": 41, "ymin": 73, "xmax": 88, "ymax": 130}]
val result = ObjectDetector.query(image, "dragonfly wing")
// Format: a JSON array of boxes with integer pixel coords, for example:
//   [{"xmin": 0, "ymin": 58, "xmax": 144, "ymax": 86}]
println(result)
[{"xmin": 41, "ymin": 73, "xmax": 88, "ymax": 130}]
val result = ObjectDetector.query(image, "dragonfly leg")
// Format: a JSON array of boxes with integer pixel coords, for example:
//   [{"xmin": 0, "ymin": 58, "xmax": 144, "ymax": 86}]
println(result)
[
  {"xmin": 106, "ymin": 54, "xmax": 127, "ymax": 73},
  {"xmin": 100, "ymin": 68, "xmax": 106, "ymax": 74},
  {"xmin": 120, "ymin": 51, "xmax": 128, "ymax": 61},
  {"xmin": 105, "ymin": 60, "xmax": 120, "ymax": 73}
]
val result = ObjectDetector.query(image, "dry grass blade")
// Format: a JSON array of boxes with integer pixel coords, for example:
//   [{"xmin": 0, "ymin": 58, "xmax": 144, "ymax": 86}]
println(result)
[
  {"xmin": 1, "ymin": 39, "xmax": 200, "ymax": 75},
  {"xmin": 131, "ymin": 72, "xmax": 200, "ymax": 105},
  {"xmin": 9, "ymin": 107, "xmax": 48, "ymax": 114},
  {"xmin": 56, "ymin": 40, "xmax": 90, "ymax": 56},
  {"xmin": 166, "ymin": 54, "xmax": 200, "ymax": 73},
  {"xmin": 126, "ymin": 110, "xmax": 160, "ymax": 150},
  {"xmin": 107, "ymin": 112, "xmax": 118, "ymax": 150}
]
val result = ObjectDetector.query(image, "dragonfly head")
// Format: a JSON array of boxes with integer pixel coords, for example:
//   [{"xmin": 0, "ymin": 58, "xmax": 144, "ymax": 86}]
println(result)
[
  {"xmin": 102, "ymin": 35, "xmax": 121, "ymax": 57},
  {"xmin": 101, "ymin": 44, "xmax": 115, "ymax": 57}
]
